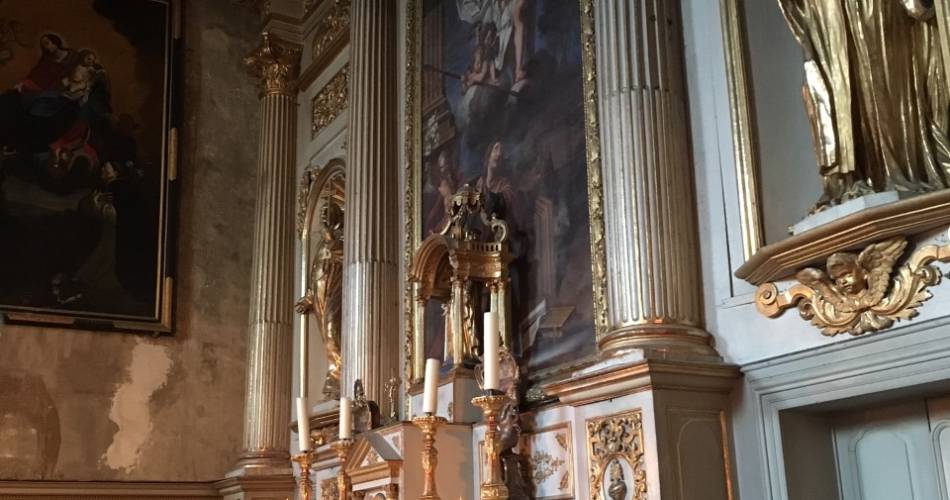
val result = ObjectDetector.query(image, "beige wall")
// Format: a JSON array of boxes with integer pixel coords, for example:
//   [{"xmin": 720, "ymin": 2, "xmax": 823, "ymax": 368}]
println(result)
[{"xmin": 0, "ymin": 1, "xmax": 260, "ymax": 482}]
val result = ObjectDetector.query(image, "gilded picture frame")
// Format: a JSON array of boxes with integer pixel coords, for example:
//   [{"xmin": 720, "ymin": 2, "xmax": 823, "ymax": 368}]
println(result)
[
  {"xmin": 402, "ymin": 0, "xmax": 607, "ymax": 383},
  {"xmin": 0, "ymin": 0, "xmax": 181, "ymax": 333}
]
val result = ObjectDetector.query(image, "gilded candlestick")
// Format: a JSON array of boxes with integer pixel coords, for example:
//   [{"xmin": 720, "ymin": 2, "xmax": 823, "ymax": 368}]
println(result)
[
  {"xmin": 292, "ymin": 452, "xmax": 314, "ymax": 500},
  {"xmin": 330, "ymin": 438, "xmax": 354, "ymax": 500},
  {"xmin": 471, "ymin": 393, "xmax": 511, "ymax": 500},
  {"xmin": 413, "ymin": 414, "xmax": 448, "ymax": 500}
]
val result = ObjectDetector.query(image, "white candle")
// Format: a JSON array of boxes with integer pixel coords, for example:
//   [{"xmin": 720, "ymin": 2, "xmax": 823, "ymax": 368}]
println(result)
[
  {"xmin": 296, "ymin": 397, "xmax": 311, "ymax": 451},
  {"xmin": 339, "ymin": 397, "xmax": 352, "ymax": 440},
  {"xmin": 298, "ymin": 244, "xmax": 310, "ymax": 400},
  {"xmin": 483, "ymin": 311, "xmax": 499, "ymax": 391},
  {"xmin": 423, "ymin": 358, "xmax": 441, "ymax": 414}
]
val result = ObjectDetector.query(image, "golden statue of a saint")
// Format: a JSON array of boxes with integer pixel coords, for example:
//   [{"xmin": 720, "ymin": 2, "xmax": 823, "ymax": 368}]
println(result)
[
  {"xmin": 296, "ymin": 201, "xmax": 344, "ymax": 400},
  {"xmin": 779, "ymin": 0, "xmax": 950, "ymax": 210}
]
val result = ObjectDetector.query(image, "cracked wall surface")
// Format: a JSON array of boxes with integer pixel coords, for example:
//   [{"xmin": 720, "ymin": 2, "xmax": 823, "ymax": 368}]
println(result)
[{"xmin": 0, "ymin": 1, "xmax": 260, "ymax": 482}]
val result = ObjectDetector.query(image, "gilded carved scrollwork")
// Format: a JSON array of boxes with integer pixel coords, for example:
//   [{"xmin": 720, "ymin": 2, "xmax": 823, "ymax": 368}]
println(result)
[
  {"xmin": 312, "ymin": 66, "xmax": 349, "ymax": 138},
  {"xmin": 244, "ymin": 32, "xmax": 301, "ymax": 97},
  {"xmin": 756, "ymin": 236, "xmax": 950, "ymax": 336},
  {"xmin": 587, "ymin": 411, "xmax": 647, "ymax": 500},
  {"xmin": 312, "ymin": 0, "xmax": 350, "ymax": 64}
]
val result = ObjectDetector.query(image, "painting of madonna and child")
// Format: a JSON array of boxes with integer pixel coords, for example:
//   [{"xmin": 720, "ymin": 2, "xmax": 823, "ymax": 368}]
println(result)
[
  {"xmin": 420, "ymin": 0, "xmax": 596, "ymax": 376},
  {"xmin": 0, "ymin": 0, "xmax": 174, "ymax": 328}
]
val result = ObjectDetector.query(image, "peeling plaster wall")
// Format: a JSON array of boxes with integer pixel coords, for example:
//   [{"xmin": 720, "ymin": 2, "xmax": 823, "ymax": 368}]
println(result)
[{"xmin": 0, "ymin": 1, "xmax": 260, "ymax": 482}]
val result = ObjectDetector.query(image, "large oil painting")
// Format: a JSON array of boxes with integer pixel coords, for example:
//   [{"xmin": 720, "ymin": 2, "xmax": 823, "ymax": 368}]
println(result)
[
  {"xmin": 408, "ymin": 0, "xmax": 600, "ymax": 379},
  {"xmin": 0, "ymin": 0, "xmax": 177, "ymax": 331}
]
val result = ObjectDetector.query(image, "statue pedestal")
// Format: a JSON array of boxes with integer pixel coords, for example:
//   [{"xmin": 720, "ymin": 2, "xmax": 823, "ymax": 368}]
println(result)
[
  {"xmin": 408, "ymin": 367, "xmax": 482, "ymax": 424},
  {"xmin": 792, "ymin": 191, "xmax": 915, "ymax": 235}
]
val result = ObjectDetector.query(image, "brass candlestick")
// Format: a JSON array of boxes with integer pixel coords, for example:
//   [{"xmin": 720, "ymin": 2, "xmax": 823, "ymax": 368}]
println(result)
[
  {"xmin": 413, "ymin": 414, "xmax": 448, "ymax": 500},
  {"xmin": 471, "ymin": 393, "xmax": 511, "ymax": 500},
  {"xmin": 292, "ymin": 451, "xmax": 314, "ymax": 500},
  {"xmin": 330, "ymin": 438, "xmax": 354, "ymax": 500}
]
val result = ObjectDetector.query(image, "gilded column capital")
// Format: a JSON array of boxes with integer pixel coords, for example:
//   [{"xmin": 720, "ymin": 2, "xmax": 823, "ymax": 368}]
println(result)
[{"xmin": 245, "ymin": 32, "xmax": 301, "ymax": 97}]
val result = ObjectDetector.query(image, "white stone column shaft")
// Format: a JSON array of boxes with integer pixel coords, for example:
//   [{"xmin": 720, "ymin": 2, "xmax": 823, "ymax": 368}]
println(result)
[
  {"xmin": 595, "ymin": 0, "xmax": 713, "ymax": 356},
  {"xmin": 340, "ymin": 0, "xmax": 401, "ymax": 415},
  {"xmin": 237, "ymin": 33, "xmax": 300, "ymax": 469}
]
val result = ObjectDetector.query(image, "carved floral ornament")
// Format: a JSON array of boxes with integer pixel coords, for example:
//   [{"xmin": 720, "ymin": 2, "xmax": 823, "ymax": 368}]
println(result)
[
  {"xmin": 587, "ymin": 411, "xmax": 647, "ymax": 500},
  {"xmin": 312, "ymin": 66, "xmax": 349, "ymax": 138},
  {"xmin": 756, "ymin": 234, "xmax": 950, "ymax": 336}
]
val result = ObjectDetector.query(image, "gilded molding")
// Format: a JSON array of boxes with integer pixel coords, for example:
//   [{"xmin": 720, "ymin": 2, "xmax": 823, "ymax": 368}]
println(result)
[
  {"xmin": 244, "ymin": 32, "xmax": 301, "ymax": 97},
  {"xmin": 720, "ymin": 0, "xmax": 764, "ymax": 260},
  {"xmin": 587, "ymin": 411, "xmax": 647, "ymax": 500},
  {"xmin": 311, "ymin": 66, "xmax": 349, "ymax": 138},
  {"xmin": 579, "ymin": 0, "xmax": 609, "ymax": 339},
  {"xmin": 756, "ymin": 235, "xmax": 950, "ymax": 336},
  {"xmin": 403, "ymin": 0, "xmax": 420, "ymax": 403}
]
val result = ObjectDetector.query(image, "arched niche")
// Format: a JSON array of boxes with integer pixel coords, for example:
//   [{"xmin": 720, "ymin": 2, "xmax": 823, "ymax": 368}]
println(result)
[{"xmin": 296, "ymin": 158, "xmax": 345, "ymax": 401}]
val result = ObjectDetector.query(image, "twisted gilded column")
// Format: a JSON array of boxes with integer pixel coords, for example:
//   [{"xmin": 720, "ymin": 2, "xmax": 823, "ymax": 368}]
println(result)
[
  {"xmin": 593, "ymin": 0, "xmax": 714, "ymax": 357},
  {"xmin": 340, "ymin": 0, "xmax": 400, "ymax": 416},
  {"xmin": 237, "ymin": 32, "xmax": 301, "ymax": 469}
]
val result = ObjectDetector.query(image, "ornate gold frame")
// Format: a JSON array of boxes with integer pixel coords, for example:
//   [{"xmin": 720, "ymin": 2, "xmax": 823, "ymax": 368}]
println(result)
[{"xmin": 402, "ymin": 0, "xmax": 608, "ymax": 383}]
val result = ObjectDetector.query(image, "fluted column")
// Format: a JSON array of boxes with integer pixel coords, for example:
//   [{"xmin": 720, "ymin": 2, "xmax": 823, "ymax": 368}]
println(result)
[
  {"xmin": 594, "ymin": 0, "xmax": 714, "ymax": 357},
  {"xmin": 236, "ymin": 32, "xmax": 301, "ymax": 469},
  {"xmin": 340, "ymin": 0, "xmax": 400, "ymax": 416}
]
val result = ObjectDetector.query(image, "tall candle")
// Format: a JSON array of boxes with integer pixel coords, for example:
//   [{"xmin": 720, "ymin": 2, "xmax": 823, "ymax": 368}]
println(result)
[
  {"xmin": 483, "ymin": 311, "xmax": 499, "ymax": 391},
  {"xmin": 296, "ymin": 397, "xmax": 311, "ymax": 451},
  {"xmin": 339, "ymin": 397, "xmax": 352, "ymax": 440},
  {"xmin": 423, "ymin": 358, "xmax": 441, "ymax": 414},
  {"xmin": 299, "ymin": 244, "xmax": 310, "ymax": 399}
]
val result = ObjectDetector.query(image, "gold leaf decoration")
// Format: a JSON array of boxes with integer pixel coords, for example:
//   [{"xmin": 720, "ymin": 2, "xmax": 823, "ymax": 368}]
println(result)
[
  {"xmin": 587, "ymin": 410, "xmax": 646, "ymax": 500},
  {"xmin": 311, "ymin": 66, "xmax": 349, "ymax": 138},
  {"xmin": 757, "ymin": 237, "xmax": 950, "ymax": 336}
]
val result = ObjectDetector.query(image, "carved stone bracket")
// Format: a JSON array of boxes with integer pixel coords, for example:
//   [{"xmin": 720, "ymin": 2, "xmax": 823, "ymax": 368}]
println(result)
[
  {"xmin": 587, "ymin": 411, "xmax": 647, "ymax": 500},
  {"xmin": 756, "ymin": 235, "xmax": 950, "ymax": 336}
]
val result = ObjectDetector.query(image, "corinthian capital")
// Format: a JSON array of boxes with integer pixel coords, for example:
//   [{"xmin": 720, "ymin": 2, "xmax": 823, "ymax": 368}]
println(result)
[{"xmin": 244, "ymin": 32, "xmax": 301, "ymax": 97}]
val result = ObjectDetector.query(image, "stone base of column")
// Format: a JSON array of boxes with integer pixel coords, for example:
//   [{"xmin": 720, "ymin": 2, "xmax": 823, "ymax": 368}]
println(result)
[
  {"xmin": 232, "ymin": 450, "xmax": 292, "ymax": 470},
  {"xmin": 598, "ymin": 324, "xmax": 720, "ymax": 361},
  {"xmin": 545, "ymin": 356, "xmax": 739, "ymax": 499},
  {"xmin": 217, "ymin": 465, "xmax": 295, "ymax": 500}
]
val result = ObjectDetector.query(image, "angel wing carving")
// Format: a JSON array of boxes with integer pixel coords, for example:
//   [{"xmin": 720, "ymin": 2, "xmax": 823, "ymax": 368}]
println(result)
[
  {"xmin": 857, "ymin": 238, "xmax": 907, "ymax": 307},
  {"xmin": 795, "ymin": 267, "xmax": 848, "ymax": 310}
]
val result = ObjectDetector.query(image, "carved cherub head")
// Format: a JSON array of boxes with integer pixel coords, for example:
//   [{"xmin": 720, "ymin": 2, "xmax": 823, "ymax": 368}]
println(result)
[{"xmin": 827, "ymin": 252, "xmax": 867, "ymax": 295}]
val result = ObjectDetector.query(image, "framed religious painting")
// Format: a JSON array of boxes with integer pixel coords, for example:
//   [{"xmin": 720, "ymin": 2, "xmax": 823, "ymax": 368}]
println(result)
[
  {"xmin": 404, "ymin": 0, "xmax": 607, "ymax": 389},
  {"xmin": 0, "ymin": 0, "xmax": 180, "ymax": 332}
]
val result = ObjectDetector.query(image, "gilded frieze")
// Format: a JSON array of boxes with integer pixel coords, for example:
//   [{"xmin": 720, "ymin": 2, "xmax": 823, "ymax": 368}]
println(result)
[{"xmin": 311, "ymin": 66, "xmax": 349, "ymax": 139}]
